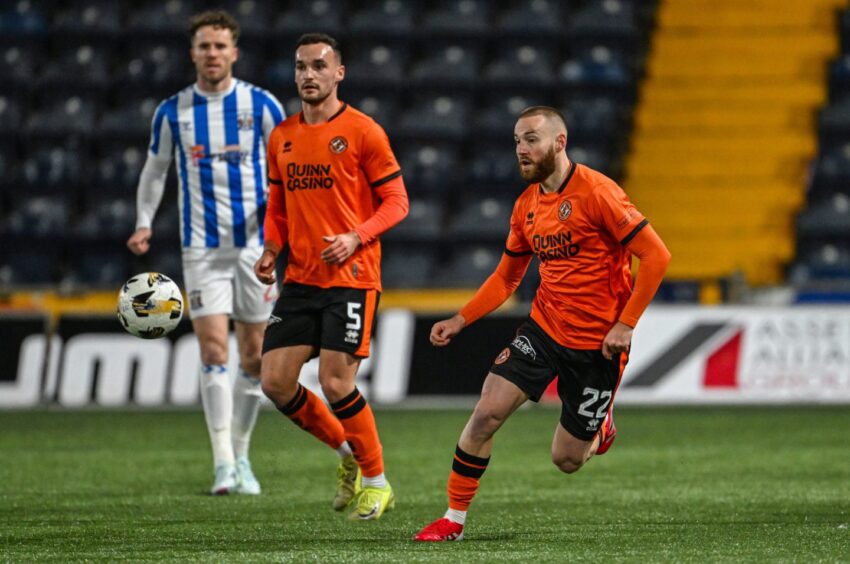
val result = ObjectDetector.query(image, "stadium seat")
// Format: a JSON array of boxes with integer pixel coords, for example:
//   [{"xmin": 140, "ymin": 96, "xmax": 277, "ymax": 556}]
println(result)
[
  {"xmin": 348, "ymin": 0, "xmax": 417, "ymax": 37},
  {"xmin": 819, "ymin": 98, "xmax": 850, "ymax": 151},
  {"xmin": 127, "ymin": 1, "xmax": 200, "ymax": 35},
  {"xmin": 273, "ymin": 0, "xmax": 346, "ymax": 38},
  {"xmin": 421, "ymin": 0, "xmax": 492, "ymax": 37},
  {"xmin": 810, "ymin": 144, "xmax": 850, "ymax": 201},
  {"xmin": 98, "ymin": 97, "xmax": 159, "ymax": 141},
  {"xmin": 0, "ymin": 94, "xmax": 23, "ymax": 133},
  {"xmin": 796, "ymin": 194, "xmax": 850, "ymax": 239},
  {"xmin": 26, "ymin": 95, "xmax": 97, "ymax": 137},
  {"xmin": 344, "ymin": 95, "xmax": 398, "ymax": 131},
  {"xmin": 117, "ymin": 40, "xmax": 191, "ymax": 94},
  {"xmin": 495, "ymin": 0, "xmax": 565, "ymax": 37},
  {"xmin": 446, "ymin": 197, "xmax": 513, "ymax": 240},
  {"xmin": 791, "ymin": 243, "xmax": 850, "ymax": 282},
  {"xmin": 94, "ymin": 145, "xmax": 146, "ymax": 190},
  {"xmin": 484, "ymin": 44, "xmax": 556, "ymax": 90},
  {"xmin": 568, "ymin": 0, "xmax": 638, "ymax": 52},
  {"xmin": 471, "ymin": 94, "xmax": 546, "ymax": 137},
  {"xmin": 21, "ymin": 143, "xmax": 87, "ymax": 189},
  {"xmin": 466, "ymin": 143, "xmax": 519, "ymax": 186},
  {"xmin": 69, "ymin": 249, "xmax": 131, "ymax": 288},
  {"xmin": 0, "ymin": 1, "xmax": 49, "ymax": 36},
  {"xmin": 4, "ymin": 196, "xmax": 70, "ymax": 238},
  {"xmin": 380, "ymin": 245, "xmax": 438, "ymax": 288},
  {"xmin": 409, "ymin": 43, "xmax": 481, "ymax": 90},
  {"xmin": 561, "ymin": 97, "xmax": 622, "ymax": 143},
  {"xmin": 558, "ymin": 46, "xmax": 632, "ymax": 101},
  {"xmin": 0, "ymin": 44, "xmax": 43, "ymax": 85},
  {"xmin": 343, "ymin": 41, "xmax": 409, "ymax": 88},
  {"xmin": 52, "ymin": 1, "xmax": 123, "ymax": 35},
  {"xmin": 396, "ymin": 142, "xmax": 462, "ymax": 192},
  {"xmin": 381, "ymin": 197, "xmax": 444, "ymax": 243},
  {"xmin": 75, "ymin": 198, "xmax": 135, "ymax": 241},
  {"xmin": 2, "ymin": 249, "xmax": 60, "ymax": 285},
  {"xmin": 396, "ymin": 95, "xmax": 469, "ymax": 140},
  {"xmin": 220, "ymin": 0, "xmax": 272, "ymax": 35},
  {"xmin": 434, "ymin": 245, "xmax": 503, "ymax": 287},
  {"xmin": 37, "ymin": 44, "xmax": 110, "ymax": 90}
]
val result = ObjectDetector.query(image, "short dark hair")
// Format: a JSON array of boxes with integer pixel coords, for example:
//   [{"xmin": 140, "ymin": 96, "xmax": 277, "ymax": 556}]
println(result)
[
  {"xmin": 188, "ymin": 10, "xmax": 240, "ymax": 44},
  {"xmin": 296, "ymin": 33, "xmax": 342, "ymax": 62},
  {"xmin": 518, "ymin": 106, "xmax": 568, "ymax": 134}
]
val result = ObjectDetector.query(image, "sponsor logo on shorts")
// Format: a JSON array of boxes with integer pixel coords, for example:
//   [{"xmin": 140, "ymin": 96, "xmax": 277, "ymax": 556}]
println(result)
[
  {"xmin": 189, "ymin": 290, "xmax": 203, "ymax": 310},
  {"xmin": 495, "ymin": 348, "xmax": 510, "ymax": 365},
  {"xmin": 268, "ymin": 315, "xmax": 282, "ymax": 326},
  {"xmin": 511, "ymin": 335, "xmax": 536, "ymax": 360},
  {"xmin": 345, "ymin": 329, "xmax": 360, "ymax": 344}
]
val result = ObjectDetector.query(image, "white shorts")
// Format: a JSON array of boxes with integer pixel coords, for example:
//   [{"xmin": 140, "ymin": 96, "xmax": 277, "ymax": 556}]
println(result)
[{"xmin": 181, "ymin": 247, "xmax": 277, "ymax": 323}]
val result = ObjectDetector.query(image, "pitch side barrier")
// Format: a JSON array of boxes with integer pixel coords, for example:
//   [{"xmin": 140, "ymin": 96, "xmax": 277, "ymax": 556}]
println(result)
[{"xmin": 2, "ymin": 307, "xmax": 850, "ymax": 408}]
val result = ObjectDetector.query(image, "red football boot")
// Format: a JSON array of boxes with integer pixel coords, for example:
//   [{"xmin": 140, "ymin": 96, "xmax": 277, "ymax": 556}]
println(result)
[
  {"xmin": 596, "ymin": 410, "xmax": 617, "ymax": 455},
  {"xmin": 413, "ymin": 518, "xmax": 464, "ymax": 542}
]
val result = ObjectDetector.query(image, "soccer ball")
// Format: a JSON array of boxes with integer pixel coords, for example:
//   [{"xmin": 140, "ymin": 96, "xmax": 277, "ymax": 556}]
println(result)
[{"xmin": 117, "ymin": 273, "xmax": 184, "ymax": 339}]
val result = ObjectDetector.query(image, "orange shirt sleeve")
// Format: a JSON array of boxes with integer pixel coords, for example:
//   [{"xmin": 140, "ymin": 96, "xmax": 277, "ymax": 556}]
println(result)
[
  {"xmin": 459, "ymin": 201, "xmax": 533, "ymax": 325},
  {"xmin": 353, "ymin": 176, "xmax": 409, "ymax": 244},
  {"xmin": 590, "ymin": 180, "xmax": 647, "ymax": 244},
  {"xmin": 619, "ymin": 224, "xmax": 671, "ymax": 327},
  {"xmin": 360, "ymin": 121, "xmax": 402, "ymax": 187},
  {"xmin": 263, "ymin": 129, "xmax": 287, "ymax": 253}
]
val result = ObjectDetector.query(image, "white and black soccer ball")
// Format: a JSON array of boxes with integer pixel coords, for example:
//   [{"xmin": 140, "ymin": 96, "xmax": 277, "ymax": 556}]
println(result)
[{"xmin": 117, "ymin": 273, "xmax": 184, "ymax": 339}]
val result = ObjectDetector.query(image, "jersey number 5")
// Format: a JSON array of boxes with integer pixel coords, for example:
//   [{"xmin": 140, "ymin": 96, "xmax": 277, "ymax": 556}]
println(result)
[{"xmin": 346, "ymin": 302, "xmax": 362, "ymax": 330}]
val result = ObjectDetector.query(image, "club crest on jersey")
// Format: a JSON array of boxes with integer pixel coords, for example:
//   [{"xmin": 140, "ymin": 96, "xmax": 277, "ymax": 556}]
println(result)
[
  {"xmin": 237, "ymin": 112, "xmax": 254, "ymax": 131},
  {"xmin": 558, "ymin": 199, "xmax": 572, "ymax": 221},
  {"xmin": 283, "ymin": 140, "xmax": 293, "ymax": 153},
  {"xmin": 329, "ymin": 136, "xmax": 348, "ymax": 154},
  {"xmin": 495, "ymin": 348, "xmax": 510, "ymax": 365}
]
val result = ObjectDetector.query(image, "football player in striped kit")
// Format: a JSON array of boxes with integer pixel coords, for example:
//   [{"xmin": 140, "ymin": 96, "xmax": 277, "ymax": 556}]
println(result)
[{"xmin": 127, "ymin": 11, "xmax": 284, "ymax": 495}]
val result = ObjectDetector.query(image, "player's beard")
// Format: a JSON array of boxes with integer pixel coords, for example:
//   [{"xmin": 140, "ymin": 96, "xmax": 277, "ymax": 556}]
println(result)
[
  {"xmin": 299, "ymin": 84, "xmax": 331, "ymax": 106},
  {"xmin": 518, "ymin": 145, "xmax": 557, "ymax": 183}
]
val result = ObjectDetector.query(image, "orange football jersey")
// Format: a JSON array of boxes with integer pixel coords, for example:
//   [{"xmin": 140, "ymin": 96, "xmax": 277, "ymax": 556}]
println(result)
[
  {"xmin": 506, "ymin": 161, "xmax": 648, "ymax": 349},
  {"xmin": 266, "ymin": 104, "xmax": 402, "ymax": 291}
]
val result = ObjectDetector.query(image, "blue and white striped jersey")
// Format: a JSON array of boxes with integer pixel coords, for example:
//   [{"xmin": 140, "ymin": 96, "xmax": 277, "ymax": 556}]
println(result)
[{"xmin": 136, "ymin": 79, "xmax": 284, "ymax": 248}]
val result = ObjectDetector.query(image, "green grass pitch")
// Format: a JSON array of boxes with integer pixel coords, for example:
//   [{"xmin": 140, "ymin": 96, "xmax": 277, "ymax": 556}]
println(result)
[{"xmin": 1, "ymin": 407, "xmax": 848, "ymax": 561}]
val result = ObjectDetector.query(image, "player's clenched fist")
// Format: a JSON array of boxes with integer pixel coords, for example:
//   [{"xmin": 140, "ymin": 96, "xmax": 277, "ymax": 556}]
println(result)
[
  {"xmin": 430, "ymin": 314, "xmax": 467, "ymax": 347},
  {"xmin": 602, "ymin": 320, "xmax": 633, "ymax": 360},
  {"xmin": 254, "ymin": 249, "xmax": 277, "ymax": 285},
  {"xmin": 126, "ymin": 227, "xmax": 152, "ymax": 256}
]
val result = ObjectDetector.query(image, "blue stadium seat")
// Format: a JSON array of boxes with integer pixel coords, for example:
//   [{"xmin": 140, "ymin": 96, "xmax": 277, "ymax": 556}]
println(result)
[
  {"xmin": 3, "ymin": 250, "xmax": 60, "ymax": 285},
  {"xmin": 118, "ymin": 40, "xmax": 191, "ymax": 94},
  {"xmin": 422, "ymin": 0, "xmax": 492, "ymax": 37},
  {"xmin": 434, "ymin": 245, "xmax": 503, "ymax": 287},
  {"xmin": 0, "ymin": 94, "xmax": 23, "ymax": 133},
  {"xmin": 381, "ymin": 197, "xmax": 444, "ymax": 243},
  {"xmin": 790, "ymin": 243, "xmax": 850, "ymax": 282},
  {"xmin": 94, "ymin": 145, "xmax": 146, "ymax": 190},
  {"xmin": 568, "ymin": 0, "xmax": 638, "ymax": 52},
  {"xmin": 796, "ymin": 194, "xmax": 850, "ymax": 239},
  {"xmin": 409, "ymin": 43, "xmax": 481, "ymax": 90},
  {"xmin": 0, "ymin": 1, "xmax": 49, "ymax": 36},
  {"xmin": 397, "ymin": 95, "xmax": 469, "ymax": 140},
  {"xmin": 348, "ymin": 0, "xmax": 417, "ymax": 37},
  {"xmin": 471, "ymin": 94, "xmax": 549, "ymax": 137},
  {"xmin": 220, "ymin": 0, "xmax": 272, "ymax": 35},
  {"xmin": 70, "ymin": 250, "xmax": 131, "ymax": 288},
  {"xmin": 809, "ymin": 144, "xmax": 850, "ymax": 201},
  {"xmin": 558, "ymin": 46, "xmax": 632, "ymax": 101},
  {"xmin": 37, "ymin": 44, "xmax": 110, "ymax": 90},
  {"xmin": 466, "ymin": 143, "xmax": 519, "ymax": 186},
  {"xmin": 561, "ymin": 97, "xmax": 622, "ymax": 143},
  {"xmin": 446, "ymin": 197, "xmax": 513, "ymax": 240},
  {"xmin": 0, "ymin": 44, "xmax": 43, "ymax": 85},
  {"xmin": 345, "ymin": 94, "xmax": 398, "ymax": 131},
  {"xmin": 819, "ymin": 98, "xmax": 850, "ymax": 151}
]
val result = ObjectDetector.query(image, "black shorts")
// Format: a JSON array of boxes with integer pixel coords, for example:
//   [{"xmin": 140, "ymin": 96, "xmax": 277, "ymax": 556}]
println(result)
[
  {"xmin": 489, "ymin": 318, "xmax": 626, "ymax": 441},
  {"xmin": 262, "ymin": 283, "xmax": 380, "ymax": 358}
]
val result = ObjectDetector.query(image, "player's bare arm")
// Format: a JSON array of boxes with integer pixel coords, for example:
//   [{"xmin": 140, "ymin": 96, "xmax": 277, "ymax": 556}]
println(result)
[
  {"xmin": 320, "ymin": 231, "xmax": 361, "ymax": 264},
  {"xmin": 126, "ymin": 227, "xmax": 152, "ymax": 255},
  {"xmin": 430, "ymin": 314, "xmax": 467, "ymax": 347}
]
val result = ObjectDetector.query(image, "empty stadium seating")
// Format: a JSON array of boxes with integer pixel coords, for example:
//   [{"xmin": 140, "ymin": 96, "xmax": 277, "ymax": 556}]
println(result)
[{"xmin": 0, "ymin": 0, "xmax": 655, "ymax": 293}]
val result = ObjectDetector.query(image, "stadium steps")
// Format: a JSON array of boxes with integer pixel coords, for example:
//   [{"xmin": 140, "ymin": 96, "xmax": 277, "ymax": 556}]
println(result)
[{"xmin": 624, "ymin": 0, "xmax": 843, "ymax": 289}]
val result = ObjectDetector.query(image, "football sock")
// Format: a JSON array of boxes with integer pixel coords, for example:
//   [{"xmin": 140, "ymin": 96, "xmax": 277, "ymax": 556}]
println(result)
[
  {"xmin": 447, "ymin": 444, "xmax": 490, "ymax": 511},
  {"xmin": 336, "ymin": 441, "xmax": 353, "ymax": 458},
  {"xmin": 445, "ymin": 508, "xmax": 467, "ymax": 526},
  {"xmin": 276, "ymin": 383, "xmax": 346, "ymax": 450},
  {"xmin": 361, "ymin": 473, "xmax": 387, "ymax": 489},
  {"xmin": 200, "ymin": 364, "xmax": 235, "ymax": 467},
  {"xmin": 331, "ymin": 388, "xmax": 384, "ymax": 478},
  {"xmin": 231, "ymin": 369, "xmax": 263, "ymax": 459}
]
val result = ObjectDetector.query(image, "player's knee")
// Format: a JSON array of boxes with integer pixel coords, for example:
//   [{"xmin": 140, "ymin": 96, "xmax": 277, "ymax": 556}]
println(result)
[
  {"xmin": 552, "ymin": 452, "xmax": 584, "ymax": 474},
  {"xmin": 239, "ymin": 354, "xmax": 261, "ymax": 378},
  {"xmin": 468, "ymin": 404, "xmax": 508, "ymax": 441},
  {"xmin": 318, "ymin": 375, "xmax": 350, "ymax": 404},
  {"xmin": 199, "ymin": 340, "xmax": 228, "ymax": 365},
  {"xmin": 260, "ymin": 374, "xmax": 296, "ymax": 407}
]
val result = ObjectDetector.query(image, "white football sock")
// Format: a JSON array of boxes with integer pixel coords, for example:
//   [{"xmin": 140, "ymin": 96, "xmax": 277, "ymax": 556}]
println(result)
[
  {"xmin": 361, "ymin": 473, "xmax": 387, "ymax": 489},
  {"xmin": 200, "ymin": 364, "xmax": 234, "ymax": 468},
  {"xmin": 335, "ymin": 441, "xmax": 353, "ymax": 458},
  {"xmin": 445, "ymin": 508, "xmax": 467, "ymax": 525},
  {"xmin": 231, "ymin": 369, "xmax": 263, "ymax": 460}
]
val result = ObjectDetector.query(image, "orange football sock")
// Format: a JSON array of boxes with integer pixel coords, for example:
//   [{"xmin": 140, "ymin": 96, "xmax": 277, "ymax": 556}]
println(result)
[
  {"xmin": 448, "ymin": 445, "xmax": 490, "ymax": 511},
  {"xmin": 276, "ymin": 384, "xmax": 346, "ymax": 450},
  {"xmin": 331, "ymin": 388, "xmax": 384, "ymax": 477}
]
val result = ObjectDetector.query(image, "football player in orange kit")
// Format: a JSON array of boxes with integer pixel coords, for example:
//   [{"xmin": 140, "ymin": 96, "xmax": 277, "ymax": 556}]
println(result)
[
  {"xmin": 254, "ymin": 33, "xmax": 408, "ymax": 520},
  {"xmin": 414, "ymin": 106, "xmax": 671, "ymax": 541}
]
